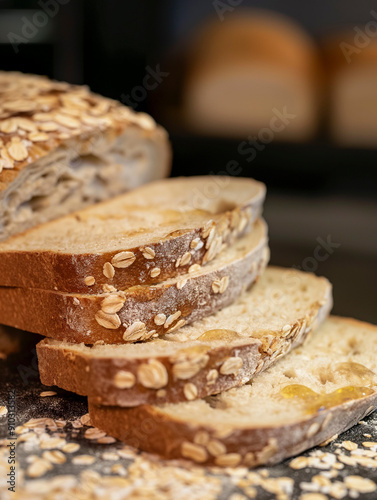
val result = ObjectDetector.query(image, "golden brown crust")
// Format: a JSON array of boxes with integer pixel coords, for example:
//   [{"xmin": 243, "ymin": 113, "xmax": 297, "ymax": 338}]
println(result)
[
  {"xmin": 37, "ymin": 339, "xmax": 261, "ymax": 406},
  {"xmin": 0, "ymin": 231, "xmax": 268, "ymax": 343},
  {"xmin": 89, "ymin": 394, "xmax": 377, "ymax": 467},
  {"xmin": 0, "ymin": 177, "xmax": 265, "ymax": 293},
  {"xmin": 36, "ymin": 274, "xmax": 332, "ymax": 405},
  {"xmin": 88, "ymin": 316, "xmax": 377, "ymax": 466}
]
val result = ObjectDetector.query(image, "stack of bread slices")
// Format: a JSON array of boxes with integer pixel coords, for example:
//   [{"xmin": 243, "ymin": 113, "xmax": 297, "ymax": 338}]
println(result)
[{"xmin": 1, "ymin": 73, "xmax": 376, "ymax": 469}]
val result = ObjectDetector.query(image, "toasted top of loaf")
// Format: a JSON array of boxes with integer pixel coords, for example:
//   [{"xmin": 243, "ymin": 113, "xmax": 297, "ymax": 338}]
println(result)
[
  {"xmin": 0, "ymin": 176, "xmax": 265, "ymax": 254},
  {"xmin": 0, "ymin": 71, "xmax": 162, "ymax": 185},
  {"xmin": 186, "ymin": 9, "xmax": 320, "ymax": 81},
  {"xmin": 159, "ymin": 316, "xmax": 377, "ymax": 427}
]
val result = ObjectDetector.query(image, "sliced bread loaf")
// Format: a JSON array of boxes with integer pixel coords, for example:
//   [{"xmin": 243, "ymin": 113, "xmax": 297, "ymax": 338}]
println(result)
[
  {"xmin": 0, "ymin": 220, "xmax": 268, "ymax": 343},
  {"xmin": 0, "ymin": 71, "xmax": 171, "ymax": 242},
  {"xmin": 89, "ymin": 316, "xmax": 377, "ymax": 467},
  {"xmin": 37, "ymin": 267, "xmax": 332, "ymax": 404},
  {"xmin": 0, "ymin": 176, "xmax": 265, "ymax": 293}
]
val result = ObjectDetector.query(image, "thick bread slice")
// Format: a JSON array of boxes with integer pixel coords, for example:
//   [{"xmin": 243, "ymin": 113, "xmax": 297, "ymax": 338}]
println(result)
[
  {"xmin": 89, "ymin": 317, "xmax": 377, "ymax": 467},
  {"xmin": 37, "ymin": 267, "xmax": 332, "ymax": 404},
  {"xmin": 0, "ymin": 221, "xmax": 268, "ymax": 343},
  {"xmin": 0, "ymin": 176, "xmax": 265, "ymax": 293},
  {"xmin": 0, "ymin": 71, "xmax": 171, "ymax": 242}
]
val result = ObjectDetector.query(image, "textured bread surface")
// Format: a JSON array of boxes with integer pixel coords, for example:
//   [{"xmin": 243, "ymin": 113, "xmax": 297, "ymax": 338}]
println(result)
[
  {"xmin": 89, "ymin": 316, "xmax": 377, "ymax": 467},
  {"xmin": 183, "ymin": 9, "xmax": 322, "ymax": 140},
  {"xmin": 0, "ymin": 71, "xmax": 171, "ymax": 241},
  {"xmin": 0, "ymin": 175, "xmax": 265, "ymax": 293},
  {"xmin": 0, "ymin": 221, "xmax": 269, "ymax": 343},
  {"xmin": 37, "ymin": 266, "xmax": 332, "ymax": 404}
]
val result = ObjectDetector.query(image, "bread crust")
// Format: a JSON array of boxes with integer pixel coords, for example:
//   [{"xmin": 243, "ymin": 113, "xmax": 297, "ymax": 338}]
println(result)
[
  {"xmin": 0, "ymin": 222, "xmax": 268, "ymax": 343},
  {"xmin": 0, "ymin": 71, "xmax": 171, "ymax": 241},
  {"xmin": 36, "ymin": 267, "xmax": 332, "ymax": 405},
  {"xmin": 89, "ymin": 393, "xmax": 377, "ymax": 467},
  {"xmin": 0, "ymin": 176, "xmax": 265, "ymax": 293},
  {"xmin": 88, "ymin": 317, "xmax": 377, "ymax": 466}
]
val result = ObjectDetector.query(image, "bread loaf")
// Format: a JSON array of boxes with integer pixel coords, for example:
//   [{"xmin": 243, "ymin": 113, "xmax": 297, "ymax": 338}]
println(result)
[
  {"xmin": 0, "ymin": 71, "xmax": 171, "ymax": 241},
  {"xmin": 0, "ymin": 221, "xmax": 269, "ymax": 343},
  {"xmin": 37, "ymin": 267, "xmax": 332, "ymax": 404},
  {"xmin": 0, "ymin": 176, "xmax": 265, "ymax": 293},
  {"xmin": 183, "ymin": 10, "xmax": 322, "ymax": 140},
  {"xmin": 325, "ymin": 36, "xmax": 377, "ymax": 148},
  {"xmin": 89, "ymin": 317, "xmax": 377, "ymax": 467}
]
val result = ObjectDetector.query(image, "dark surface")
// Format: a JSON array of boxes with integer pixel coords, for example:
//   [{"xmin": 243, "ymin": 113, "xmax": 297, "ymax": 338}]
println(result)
[{"xmin": 1, "ymin": 332, "xmax": 377, "ymax": 499}]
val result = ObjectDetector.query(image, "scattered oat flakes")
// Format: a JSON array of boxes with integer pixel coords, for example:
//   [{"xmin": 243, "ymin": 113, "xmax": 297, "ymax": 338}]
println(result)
[{"xmin": 40, "ymin": 391, "xmax": 57, "ymax": 397}]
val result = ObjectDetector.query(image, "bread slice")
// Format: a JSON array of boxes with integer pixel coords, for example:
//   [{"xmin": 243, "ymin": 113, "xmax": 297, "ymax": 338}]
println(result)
[
  {"xmin": 0, "ymin": 71, "xmax": 171, "ymax": 242},
  {"xmin": 37, "ymin": 267, "xmax": 332, "ymax": 404},
  {"xmin": 0, "ymin": 220, "xmax": 269, "ymax": 343},
  {"xmin": 0, "ymin": 175, "xmax": 265, "ymax": 294},
  {"xmin": 89, "ymin": 316, "xmax": 377, "ymax": 467}
]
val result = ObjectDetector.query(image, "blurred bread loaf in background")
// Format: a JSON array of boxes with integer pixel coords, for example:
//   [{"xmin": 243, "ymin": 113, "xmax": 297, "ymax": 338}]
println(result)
[
  {"xmin": 325, "ymin": 34, "xmax": 377, "ymax": 148},
  {"xmin": 181, "ymin": 9, "xmax": 323, "ymax": 141}
]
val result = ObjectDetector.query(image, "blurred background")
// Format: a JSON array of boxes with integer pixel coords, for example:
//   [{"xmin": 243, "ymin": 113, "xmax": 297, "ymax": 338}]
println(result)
[{"xmin": 0, "ymin": 0, "xmax": 376, "ymax": 322}]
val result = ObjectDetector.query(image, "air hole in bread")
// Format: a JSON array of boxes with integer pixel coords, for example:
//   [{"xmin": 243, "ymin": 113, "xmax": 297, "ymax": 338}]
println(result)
[{"xmin": 318, "ymin": 365, "xmax": 335, "ymax": 385}]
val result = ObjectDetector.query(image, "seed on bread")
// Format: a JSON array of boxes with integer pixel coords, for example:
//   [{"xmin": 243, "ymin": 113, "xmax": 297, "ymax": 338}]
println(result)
[
  {"xmin": 84, "ymin": 276, "xmax": 95, "ymax": 286},
  {"xmin": 183, "ymin": 383, "xmax": 198, "ymax": 400},
  {"xmin": 111, "ymin": 251, "xmax": 136, "ymax": 268},
  {"xmin": 95, "ymin": 310, "xmax": 121, "ymax": 329},
  {"xmin": 164, "ymin": 311, "xmax": 182, "ymax": 329},
  {"xmin": 114, "ymin": 370, "xmax": 136, "ymax": 389},
  {"xmin": 142, "ymin": 247, "xmax": 155, "ymax": 259},
  {"xmin": 212, "ymin": 276, "xmax": 229, "ymax": 294},
  {"xmin": 176, "ymin": 278, "xmax": 187, "ymax": 290},
  {"xmin": 154, "ymin": 313, "xmax": 166, "ymax": 326},
  {"xmin": 171, "ymin": 347, "xmax": 210, "ymax": 380},
  {"xmin": 189, "ymin": 264, "xmax": 201, "ymax": 274},
  {"xmin": 7, "ymin": 139, "xmax": 28, "ymax": 162},
  {"xmin": 306, "ymin": 422, "xmax": 320, "ymax": 438},
  {"xmin": 206, "ymin": 369, "xmax": 219, "ymax": 385},
  {"xmin": 202, "ymin": 220, "xmax": 214, "ymax": 239},
  {"xmin": 150, "ymin": 267, "xmax": 160, "ymax": 278},
  {"xmin": 181, "ymin": 442, "xmax": 208, "ymax": 463},
  {"xmin": 166, "ymin": 319, "xmax": 186, "ymax": 333},
  {"xmin": 190, "ymin": 238, "xmax": 204, "ymax": 250},
  {"xmin": 137, "ymin": 360, "xmax": 168, "ymax": 389},
  {"xmin": 54, "ymin": 113, "xmax": 80, "ymax": 128},
  {"xmin": 207, "ymin": 439, "xmax": 227, "ymax": 456},
  {"xmin": 123, "ymin": 321, "xmax": 147, "ymax": 341},
  {"xmin": 28, "ymin": 132, "xmax": 49, "ymax": 142},
  {"xmin": 205, "ymin": 227, "xmax": 216, "ymax": 249},
  {"xmin": 179, "ymin": 252, "xmax": 192, "ymax": 267},
  {"xmin": 0, "ymin": 118, "xmax": 17, "ymax": 133},
  {"xmin": 103, "ymin": 262, "xmax": 115, "ymax": 279},
  {"xmin": 101, "ymin": 294, "xmax": 125, "ymax": 314},
  {"xmin": 220, "ymin": 356, "xmax": 243, "ymax": 375}
]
